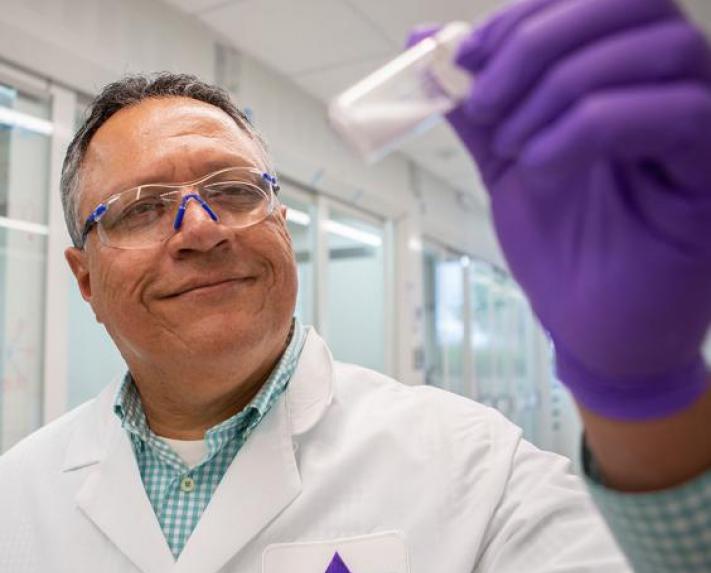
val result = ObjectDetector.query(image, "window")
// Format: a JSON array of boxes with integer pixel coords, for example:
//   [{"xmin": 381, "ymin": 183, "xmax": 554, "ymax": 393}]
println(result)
[
  {"xmin": 0, "ymin": 82, "xmax": 51, "ymax": 450},
  {"xmin": 281, "ymin": 190, "xmax": 316, "ymax": 326},
  {"xmin": 470, "ymin": 261, "xmax": 541, "ymax": 442},
  {"xmin": 325, "ymin": 205, "xmax": 386, "ymax": 373},
  {"xmin": 422, "ymin": 246, "xmax": 466, "ymax": 394},
  {"xmin": 421, "ymin": 241, "xmax": 581, "ymax": 456}
]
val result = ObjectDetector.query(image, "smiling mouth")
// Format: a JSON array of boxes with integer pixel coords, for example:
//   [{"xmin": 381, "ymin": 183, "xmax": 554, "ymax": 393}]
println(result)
[{"xmin": 166, "ymin": 277, "xmax": 257, "ymax": 299}]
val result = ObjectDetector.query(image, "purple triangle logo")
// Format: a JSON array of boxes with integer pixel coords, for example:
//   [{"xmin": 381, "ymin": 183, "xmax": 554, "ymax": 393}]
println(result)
[{"xmin": 325, "ymin": 552, "xmax": 353, "ymax": 573}]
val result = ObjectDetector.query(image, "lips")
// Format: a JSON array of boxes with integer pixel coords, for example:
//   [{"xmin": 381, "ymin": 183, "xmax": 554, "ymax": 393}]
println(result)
[{"xmin": 160, "ymin": 276, "xmax": 256, "ymax": 299}]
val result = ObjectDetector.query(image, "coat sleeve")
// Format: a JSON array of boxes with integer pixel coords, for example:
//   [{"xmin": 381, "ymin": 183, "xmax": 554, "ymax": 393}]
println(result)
[{"xmin": 472, "ymin": 414, "xmax": 632, "ymax": 572}]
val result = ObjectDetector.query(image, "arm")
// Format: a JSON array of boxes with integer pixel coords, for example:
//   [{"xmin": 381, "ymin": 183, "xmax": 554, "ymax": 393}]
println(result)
[
  {"xmin": 580, "ymin": 391, "xmax": 711, "ymax": 572},
  {"xmin": 579, "ymin": 382, "xmax": 711, "ymax": 492},
  {"xmin": 579, "ymin": 385, "xmax": 711, "ymax": 570},
  {"xmin": 408, "ymin": 0, "xmax": 711, "ymax": 568}
]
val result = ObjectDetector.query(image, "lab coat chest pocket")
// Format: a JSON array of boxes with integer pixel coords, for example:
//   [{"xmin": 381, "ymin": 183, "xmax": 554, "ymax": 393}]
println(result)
[{"xmin": 262, "ymin": 531, "xmax": 410, "ymax": 573}]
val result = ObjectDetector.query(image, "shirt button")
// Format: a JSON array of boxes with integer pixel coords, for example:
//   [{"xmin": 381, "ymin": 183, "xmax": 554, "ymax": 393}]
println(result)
[{"xmin": 180, "ymin": 476, "xmax": 196, "ymax": 493}]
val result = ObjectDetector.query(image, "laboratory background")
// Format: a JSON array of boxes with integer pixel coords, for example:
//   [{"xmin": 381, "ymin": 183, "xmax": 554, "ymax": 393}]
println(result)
[{"xmin": 0, "ymin": 0, "xmax": 710, "ymax": 467}]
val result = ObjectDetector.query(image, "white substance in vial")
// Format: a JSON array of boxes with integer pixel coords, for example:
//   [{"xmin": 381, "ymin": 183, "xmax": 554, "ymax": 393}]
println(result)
[
  {"xmin": 332, "ymin": 99, "xmax": 453, "ymax": 161},
  {"xmin": 328, "ymin": 22, "xmax": 473, "ymax": 162}
]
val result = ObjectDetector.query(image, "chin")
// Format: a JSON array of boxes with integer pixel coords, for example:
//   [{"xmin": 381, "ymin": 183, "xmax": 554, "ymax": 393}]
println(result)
[{"xmin": 190, "ymin": 311, "xmax": 286, "ymax": 353}]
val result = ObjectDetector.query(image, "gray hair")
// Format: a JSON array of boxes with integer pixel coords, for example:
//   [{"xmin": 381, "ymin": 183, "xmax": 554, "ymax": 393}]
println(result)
[{"xmin": 61, "ymin": 72, "xmax": 271, "ymax": 248}]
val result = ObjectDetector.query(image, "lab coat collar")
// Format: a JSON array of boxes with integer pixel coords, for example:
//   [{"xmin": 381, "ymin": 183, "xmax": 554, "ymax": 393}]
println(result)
[
  {"xmin": 61, "ymin": 327, "xmax": 335, "ymax": 573},
  {"xmin": 175, "ymin": 329, "xmax": 334, "ymax": 572},
  {"xmin": 284, "ymin": 327, "xmax": 335, "ymax": 436},
  {"xmin": 62, "ymin": 376, "xmax": 122, "ymax": 472},
  {"xmin": 64, "ymin": 380, "xmax": 176, "ymax": 573},
  {"xmin": 174, "ymin": 395, "xmax": 301, "ymax": 573},
  {"xmin": 61, "ymin": 328, "xmax": 334, "ymax": 470}
]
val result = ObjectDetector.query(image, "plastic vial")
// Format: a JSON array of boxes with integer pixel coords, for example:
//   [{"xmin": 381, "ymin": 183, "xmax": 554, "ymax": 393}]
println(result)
[{"xmin": 328, "ymin": 22, "xmax": 473, "ymax": 163}]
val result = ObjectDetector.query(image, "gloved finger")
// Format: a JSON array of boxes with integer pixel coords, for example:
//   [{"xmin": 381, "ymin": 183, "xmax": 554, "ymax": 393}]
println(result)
[
  {"xmin": 520, "ymin": 83, "xmax": 711, "ymax": 190},
  {"xmin": 455, "ymin": 0, "xmax": 566, "ymax": 73},
  {"xmin": 494, "ymin": 21, "xmax": 711, "ymax": 157},
  {"xmin": 464, "ymin": 0, "xmax": 681, "ymax": 124},
  {"xmin": 405, "ymin": 25, "xmax": 441, "ymax": 49},
  {"xmin": 445, "ymin": 106, "xmax": 505, "ymax": 184}
]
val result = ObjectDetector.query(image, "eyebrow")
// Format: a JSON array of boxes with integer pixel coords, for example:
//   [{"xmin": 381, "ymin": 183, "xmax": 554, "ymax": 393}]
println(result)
[{"xmin": 104, "ymin": 157, "xmax": 262, "ymax": 197}]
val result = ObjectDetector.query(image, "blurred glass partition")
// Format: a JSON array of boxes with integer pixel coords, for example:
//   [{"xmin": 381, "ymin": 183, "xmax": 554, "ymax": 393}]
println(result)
[
  {"xmin": 422, "ymin": 242, "xmax": 565, "ymax": 451},
  {"xmin": 0, "ymin": 83, "xmax": 51, "ymax": 450},
  {"xmin": 67, "ymin": 285, "xmax": 126, "ymax": 408},
  {"xmin": 470, "ymin": 262, "xmax": 543, "ymax": 444},
  {"xmin": 422, "ymin": 248, "xmax": 445, "ymax": 388},
  {"xmin": 422, "ymin": 245, "xmax": 466, "ymax": 394},
  {"xmin": 325, "ymin": 206, "xmax": 386, "ymax": 372}
]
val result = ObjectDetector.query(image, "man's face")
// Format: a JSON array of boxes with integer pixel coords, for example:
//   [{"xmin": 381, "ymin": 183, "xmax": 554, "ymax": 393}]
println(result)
[{"xmin": 66, "ymin": 97, "xmax": 297, "ymax": 374}]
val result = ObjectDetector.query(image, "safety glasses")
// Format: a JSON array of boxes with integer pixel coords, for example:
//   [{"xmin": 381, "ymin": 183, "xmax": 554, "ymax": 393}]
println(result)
[{"xmin": 80, "ymin": 166, "xmax": 280, "ymax": 250}]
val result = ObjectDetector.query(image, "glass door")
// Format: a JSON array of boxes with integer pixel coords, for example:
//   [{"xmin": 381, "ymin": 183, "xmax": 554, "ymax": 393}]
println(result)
[
  {"xmin": 422, "ymin": 243, "xmax": 467, "ymax": 394},
  {"xmin": 0, "ymin": 82, "xmax": 52, "ymax": 450},
  {"xmin": 470, "ymin": 262, "xmax": 542, "ymax": 443},
  {"xmin": 281, "ymin": 185, "xmax": 316, "ymax": 326},
  {"xmin": 324, "ymin": 203, "xmax": 387, "ymax": 373}
]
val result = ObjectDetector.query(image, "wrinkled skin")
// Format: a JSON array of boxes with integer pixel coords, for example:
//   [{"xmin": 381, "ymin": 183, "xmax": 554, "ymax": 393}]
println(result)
[
  {"xmin": 411, "ymin": 0, "xmax": 711, "ymax": 419},
  {"xmin": 65, "ymin": 97, "xmax": 298, "ymax": 436}
]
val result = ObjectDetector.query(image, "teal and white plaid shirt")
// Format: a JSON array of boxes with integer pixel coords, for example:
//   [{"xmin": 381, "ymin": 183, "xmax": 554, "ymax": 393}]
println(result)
[
  {"xmin": 114, "ymin": 319, "xmax": 306, "ymax": 558},
  {"xmin": 584, "ymin": 442, "xmax": 711, "ymax": 572}
]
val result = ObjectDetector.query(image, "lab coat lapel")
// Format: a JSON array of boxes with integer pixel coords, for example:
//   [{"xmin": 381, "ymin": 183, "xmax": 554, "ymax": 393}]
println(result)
[
  {"xmin": 174, "ymin": 329, "xmax": 334, "ymax": 573},
  {"xmin": 174, "ymin": 396, "xmax": 301, "ymax": 573},
  {"xmin": 69, "ymin": 382, "xmax": 175, "ymax": 573},
  {"xmin": 284, "ymin": 328, "xmax": 335, "ymax": 437},
  {"xmin": 66, "ymin": 329, "xmax": 334, "ymax": 573}
]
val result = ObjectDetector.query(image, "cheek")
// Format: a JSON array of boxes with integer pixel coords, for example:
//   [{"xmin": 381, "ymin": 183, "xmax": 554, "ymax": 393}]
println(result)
[
  {"xmin": 88, "ymin": 250, "xmax": 153, "ymax": 319},
  {"xmin": 248, "ymin": 221, "xmax": 298, "ymax": 293}
]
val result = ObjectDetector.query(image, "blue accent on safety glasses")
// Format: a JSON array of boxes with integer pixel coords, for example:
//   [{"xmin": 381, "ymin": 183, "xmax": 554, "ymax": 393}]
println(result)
[{"xmin": 172, "ymin": 193, "xmax": 219, "ymax": 230}]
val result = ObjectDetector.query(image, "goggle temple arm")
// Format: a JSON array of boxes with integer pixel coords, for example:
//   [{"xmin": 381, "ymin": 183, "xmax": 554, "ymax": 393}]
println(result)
[
  {"xmin": 262, "ymin": 172, "xmax": 279, "ymax": 193},
  {"xmin": 80, "ymin": 203, "xmax": 108, "ymax": 248}
]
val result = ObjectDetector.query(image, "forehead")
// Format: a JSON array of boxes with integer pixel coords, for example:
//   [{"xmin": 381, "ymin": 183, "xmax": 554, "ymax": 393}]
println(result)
[{"xmin": 79, "ymin": 97, "xmax": 266, "ymax": 212}]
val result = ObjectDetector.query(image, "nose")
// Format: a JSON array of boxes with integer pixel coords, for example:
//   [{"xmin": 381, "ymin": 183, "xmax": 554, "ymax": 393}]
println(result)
[
  {"xmin": 167, "ymin": 193, "xmax": 230, "ymax": 256},
  {"xmin": 173, "ymin": 193, "xmax": 218, "ymax": 230}
]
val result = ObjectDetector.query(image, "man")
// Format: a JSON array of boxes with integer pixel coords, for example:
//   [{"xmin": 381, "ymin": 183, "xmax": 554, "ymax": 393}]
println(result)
[
  {"xmin": 1, "ymin": 1, "xmax": 710, "ymax": 572},
  {"xmin": 4, "ymin": 77, "xmax": 628, "ymax": 573}
]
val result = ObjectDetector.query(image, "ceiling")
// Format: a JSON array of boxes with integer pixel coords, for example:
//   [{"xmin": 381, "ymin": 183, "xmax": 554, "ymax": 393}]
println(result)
[{"xmin": 161, "ymin": 0, "xmax": 710, "ymax": 200}]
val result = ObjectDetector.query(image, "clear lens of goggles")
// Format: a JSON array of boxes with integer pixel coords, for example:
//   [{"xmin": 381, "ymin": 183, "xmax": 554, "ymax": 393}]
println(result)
[{"xmin": 95, "ymin": 168, "xmax": 276, "ymax": 249}]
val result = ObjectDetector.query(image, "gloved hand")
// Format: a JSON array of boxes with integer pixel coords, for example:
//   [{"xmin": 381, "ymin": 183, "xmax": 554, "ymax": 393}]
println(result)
[{"xmin": 412, "ymin": 0, "xmax": 711, "ymax": 420}]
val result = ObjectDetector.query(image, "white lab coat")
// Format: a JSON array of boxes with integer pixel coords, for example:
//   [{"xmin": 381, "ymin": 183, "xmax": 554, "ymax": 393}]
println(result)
[{"xmin": 0, "ymin": 329, "xmax": 630, "ymax": 573}]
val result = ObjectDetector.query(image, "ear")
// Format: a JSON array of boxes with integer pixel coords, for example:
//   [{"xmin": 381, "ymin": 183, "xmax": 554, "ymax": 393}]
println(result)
[
  {"xmin": 66, "ymin": 246, "xmax": 104, "ymax": 324},
  {"xmin": 279, "ymin": 205, "xmax": 288, "ymax": 220},
  {"xmin": 65, "ymin": 246, "xmax": 93, "ymax": 302}
]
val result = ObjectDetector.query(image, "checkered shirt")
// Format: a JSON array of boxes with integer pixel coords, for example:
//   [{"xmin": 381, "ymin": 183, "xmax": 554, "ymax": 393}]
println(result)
[
  {"xmin": 113, "ymin": 319, "xmax": 307, "ymax": 558},
  {"xmin": 583, "ymin": 441, "xmax": 711, "ymax": 572}
]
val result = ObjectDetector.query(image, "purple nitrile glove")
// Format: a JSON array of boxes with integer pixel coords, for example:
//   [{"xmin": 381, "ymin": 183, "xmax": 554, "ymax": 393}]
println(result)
[{"xmin": 411, "ymin": 0, "xmax": 711, "ymax": 420}]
